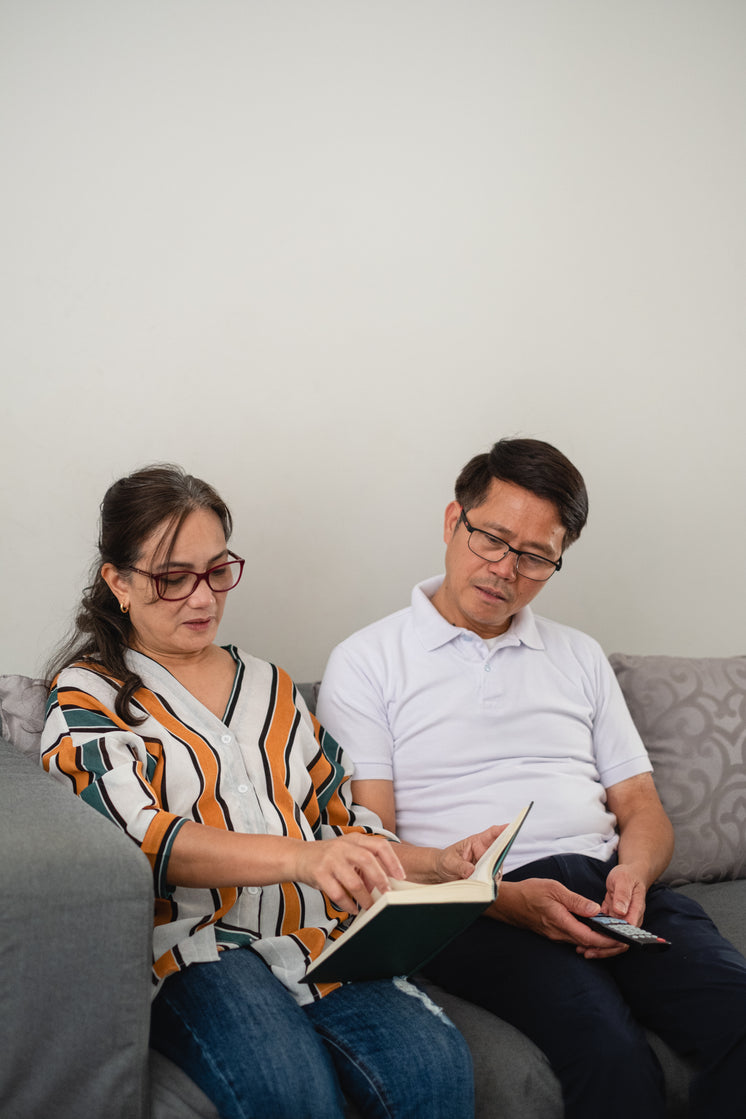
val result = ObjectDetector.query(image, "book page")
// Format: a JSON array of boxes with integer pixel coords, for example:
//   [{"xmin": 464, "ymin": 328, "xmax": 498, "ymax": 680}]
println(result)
[
  {"xmin": 470, "ymin": 802, "xmax": 533, "ymax": 883},
  {"xmin": 371, "ymin": 803, "xmax": 532, "ymax": 897}
]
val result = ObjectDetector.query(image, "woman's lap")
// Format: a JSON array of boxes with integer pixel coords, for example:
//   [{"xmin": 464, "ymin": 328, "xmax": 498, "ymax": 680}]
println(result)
[
  {"xmin": 306, "ymin": 973, "xmax": 474, "ymax": 1118},
  {"xmin": 150, "ymin": 948, "xmax": 346, "ymax": 1119},
  {"xmin": 150, "ymin": 948, "xmax": 473, "ymax": 1119}
]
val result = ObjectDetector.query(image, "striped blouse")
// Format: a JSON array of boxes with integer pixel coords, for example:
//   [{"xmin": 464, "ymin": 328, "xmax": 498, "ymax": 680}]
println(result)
[{"xmin": 41, "ymin": 646, "xmax": 391, "ymax": 1005}]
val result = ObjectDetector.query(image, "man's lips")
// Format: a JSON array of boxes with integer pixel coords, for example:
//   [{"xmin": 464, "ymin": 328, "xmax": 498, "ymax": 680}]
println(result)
[{"xmin": 473, "ymin": 584, "xmax": 510, "ymax": 604}]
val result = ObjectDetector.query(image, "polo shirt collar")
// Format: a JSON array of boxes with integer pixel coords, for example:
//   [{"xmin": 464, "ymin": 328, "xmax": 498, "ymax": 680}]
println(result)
[{"xmin": 412, "ymin": 575, "xmax": 545, "ymax": 652}]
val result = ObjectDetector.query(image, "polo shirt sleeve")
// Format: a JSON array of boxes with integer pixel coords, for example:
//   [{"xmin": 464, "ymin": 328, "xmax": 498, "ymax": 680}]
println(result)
[
  {"xmin": 589, "ymin": 647, "xmax": 653, "ymax": 789},
  {"xmin": 317, "ymin": 641, "xmax": 395, "ymax": 782}
]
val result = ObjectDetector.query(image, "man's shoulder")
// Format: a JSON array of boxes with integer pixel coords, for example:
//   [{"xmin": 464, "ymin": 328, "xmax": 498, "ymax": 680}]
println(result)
[
  {"xmin": 530, "ymin": 612, "xmax": 607, "ymax": 661},
  {"xmin": 332, "ymin": 603, "xmax": 413, "ymax": 655}
]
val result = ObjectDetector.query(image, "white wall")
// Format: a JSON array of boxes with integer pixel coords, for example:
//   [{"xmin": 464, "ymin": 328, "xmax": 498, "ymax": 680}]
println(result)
[{"xmin": 2, "ymin": 0, "xmax": 745, "ymax": 681}]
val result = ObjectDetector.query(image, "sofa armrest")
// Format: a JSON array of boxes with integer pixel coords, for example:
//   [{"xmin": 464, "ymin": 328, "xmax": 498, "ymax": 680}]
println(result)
[{"xmin": 0, "ymin": 736, "xmax": 154, "ymax": 1119}]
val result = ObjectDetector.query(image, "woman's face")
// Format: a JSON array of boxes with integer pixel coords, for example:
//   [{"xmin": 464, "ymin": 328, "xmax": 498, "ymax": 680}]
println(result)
[{"xmin": 104, "ymin": 507, "xmax": 232, "ymax": 664}]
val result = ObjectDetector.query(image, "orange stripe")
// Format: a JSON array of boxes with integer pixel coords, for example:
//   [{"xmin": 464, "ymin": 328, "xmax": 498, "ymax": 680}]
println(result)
[
  {"xmin": 262, "ymin": 670, "xmax": 307, "ymax": 837},
  {"xmin": 279, "ymin": 881, "xmax": 302, "ymax": 934},
  {"xmin": 58, "ymin": 685, "xmax": 130, "ymax": 729},
  {"xmin": 42, "ymin": 739, "xmax": 92, "ymax": 794},
  {"xmin": 292, "ymin": 927, "xmax": 342, "ymax": 998},
  {"xmin": 153, "ymin": 948, "xmax": 181, "ymax": 981},
  {"xmin": 140, "ymin": 808, "xmax": 183, "ymax": 870},
  {"xmin": 134, "ymin": 690, "xmax": 229, "ymax": 831}
]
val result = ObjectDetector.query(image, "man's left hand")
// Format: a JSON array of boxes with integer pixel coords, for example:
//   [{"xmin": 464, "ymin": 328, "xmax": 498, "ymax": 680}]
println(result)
[{"xmin": 601, "ymin": 862, "xmax": 648, "ymax": 927}]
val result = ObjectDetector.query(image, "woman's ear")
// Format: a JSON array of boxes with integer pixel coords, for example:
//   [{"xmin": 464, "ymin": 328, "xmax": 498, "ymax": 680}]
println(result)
[{"xmin": 101, "ymin": 563, "xmax": 131, "ymax": 613}]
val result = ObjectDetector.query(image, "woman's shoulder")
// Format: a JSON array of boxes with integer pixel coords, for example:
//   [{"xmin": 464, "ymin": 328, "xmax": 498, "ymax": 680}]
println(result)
[{"xmin": 52, "ymin": 658, "xmax": 122, "ymax": 689}]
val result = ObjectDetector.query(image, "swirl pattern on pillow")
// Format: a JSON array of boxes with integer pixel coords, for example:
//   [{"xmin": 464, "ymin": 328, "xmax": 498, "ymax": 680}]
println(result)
[
  {"xmin": 610, "ymin": 654, "xmax": 746, "ymax": 886},
  {"xmin": 0, "ymin": 674, "xmax": 47, "ymax": 763}
]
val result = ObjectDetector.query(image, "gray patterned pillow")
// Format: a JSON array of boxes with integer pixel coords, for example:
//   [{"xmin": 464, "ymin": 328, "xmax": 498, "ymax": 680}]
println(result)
[
  {"xmin": 0, "ymin": 674, "xmax": 47, "ymax": 763},
  {"xmin": 610, "ymin": 654, "xmax": 746, "ymax": 886}
]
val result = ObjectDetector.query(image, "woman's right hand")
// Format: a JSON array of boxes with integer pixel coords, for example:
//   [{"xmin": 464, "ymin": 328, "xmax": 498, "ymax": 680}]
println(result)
[{"xmin": 292, "ymin": 832, "xmax": 406, "ymax": 914}]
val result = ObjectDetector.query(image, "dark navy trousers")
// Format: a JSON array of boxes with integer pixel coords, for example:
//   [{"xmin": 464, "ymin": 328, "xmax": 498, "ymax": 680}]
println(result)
[{"xmin": 421, "ymin": 853, "xmax": 746, "ymax": 1119}]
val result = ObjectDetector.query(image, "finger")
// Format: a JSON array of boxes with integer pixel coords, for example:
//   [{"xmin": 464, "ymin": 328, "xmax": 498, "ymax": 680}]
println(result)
[
  {"xmin": 352, "ymin": 834, "xmax": 406, "ymax": 882},
  {"xmin": 368, "ymin": 836, "xmax": 406, "ymax": 880},
  {"xmin": 331, "ymin": 863, "xmax": 376, "ymax": 912},
  {"xmin": 325, "ymin": 883, "xmax": 361, "ymax": 914},
  {"xmin": 578, "ymin": 942, "xmax": 629, "ymax": 960},
  {"xmin": 481, "ymin": 823, "xmax": 506, "ymax": 848},
  {"xmin": 354, "ymin": 848, "xmax": 400, "ymax": 897}
]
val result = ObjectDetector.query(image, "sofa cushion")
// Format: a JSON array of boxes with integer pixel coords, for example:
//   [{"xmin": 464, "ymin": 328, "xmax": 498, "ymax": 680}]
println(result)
[
  {"xmin": 610, "ymin": 654, "xmax": 746, "ymax": 886},
  {"xmin": 0, "ymin": 674, "xmax": 47, "ymax": 762}
]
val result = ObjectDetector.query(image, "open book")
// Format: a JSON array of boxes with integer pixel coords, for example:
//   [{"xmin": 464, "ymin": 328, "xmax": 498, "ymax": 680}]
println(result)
[{"xmin": 304, "ymin": 803, "xmax": 532, "ymax": 983}]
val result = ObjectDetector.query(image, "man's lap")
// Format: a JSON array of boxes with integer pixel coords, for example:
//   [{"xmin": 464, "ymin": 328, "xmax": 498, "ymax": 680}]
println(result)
[{"xmin": 421, "ymin": 853, "xmax": 746, "ymax": 1067}]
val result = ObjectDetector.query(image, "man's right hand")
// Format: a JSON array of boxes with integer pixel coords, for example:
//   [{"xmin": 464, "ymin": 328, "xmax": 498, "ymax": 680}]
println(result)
[{"xmin": 488, "ymin": 878, "xmax": 629, "ymax": 958}]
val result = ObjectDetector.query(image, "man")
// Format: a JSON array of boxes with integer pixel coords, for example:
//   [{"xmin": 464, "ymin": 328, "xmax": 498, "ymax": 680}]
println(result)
[{"xmin": 317, "ymin": 437, "xmax": 746, "ymax": 1119}]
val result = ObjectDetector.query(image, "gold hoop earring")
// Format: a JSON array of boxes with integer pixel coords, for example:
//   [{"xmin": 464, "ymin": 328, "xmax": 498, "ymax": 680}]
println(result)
[{"xmin": 120, "ymin": 601, "xmax": 129, "ymax": 615}]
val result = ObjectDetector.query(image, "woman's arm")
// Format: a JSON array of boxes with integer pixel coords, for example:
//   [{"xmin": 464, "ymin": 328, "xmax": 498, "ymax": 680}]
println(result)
[{"xmin": 167, "ymin": 820, "xmax": 406, "ymax": 913}]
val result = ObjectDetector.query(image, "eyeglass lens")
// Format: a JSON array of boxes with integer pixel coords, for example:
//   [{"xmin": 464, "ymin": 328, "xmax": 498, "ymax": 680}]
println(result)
[
  {"xmin": 467, "ymin": 532, "xmax": 555, "ymax": 581},
  {"xmin": 156, "ymin": 560, "xmax": 244, "ymax": 600}
]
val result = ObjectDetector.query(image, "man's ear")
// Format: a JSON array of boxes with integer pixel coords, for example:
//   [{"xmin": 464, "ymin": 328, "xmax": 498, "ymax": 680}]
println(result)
[
  {"xmin": 101, "ymin": 563, "xmax": 131, "ymax": 612},
  {"xmin": 443, "ymin": 501, "xmax": 462, "ymax": 544}
]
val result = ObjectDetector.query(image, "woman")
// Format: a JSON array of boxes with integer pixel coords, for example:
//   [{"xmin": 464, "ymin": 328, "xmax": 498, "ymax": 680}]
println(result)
[{"xmin": 41, "ymin": 464, "xmax": 498, "ymax": 1119}]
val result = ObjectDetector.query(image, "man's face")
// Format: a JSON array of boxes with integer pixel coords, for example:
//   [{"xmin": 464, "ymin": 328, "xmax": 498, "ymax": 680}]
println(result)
[{"xmin": 431, "ymin": 478, "xmax": 566, "ymax": 638}]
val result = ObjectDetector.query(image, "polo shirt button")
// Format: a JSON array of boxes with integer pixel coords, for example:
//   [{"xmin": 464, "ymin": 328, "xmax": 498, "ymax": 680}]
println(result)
[
  {"xmin": 221, "ymin": 734, "xmax": 232, "ymax": 744},
  {"xmin": 237, "ymin": 784, "xmax": 249, "ymax": 793},
  {"xmin": 484, "ymin": 664, "xmax": 491, "ymax": 672},
  {"xmin": 247, "ymin": 886, "xmax": 261, "ymax": 896}
]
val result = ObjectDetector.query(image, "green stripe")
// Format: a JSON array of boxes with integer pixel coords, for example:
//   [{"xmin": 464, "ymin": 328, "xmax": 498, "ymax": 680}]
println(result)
[
  {"xmin": 315, "ymin": 728, "xmax": 347, "ymax": 820},
  {"xmin": 80, "ymin": 737, "xmax": 114, "ymax": 779},
  {"xmin": 216, "ymin": 929, "xmax": 257, "ymax": 948},
  {"xmin": 63, "ymin": 706, "xmax": 119, "ymax": 731},
  {"xmin": 80, "ymin": 780, "xmax": 117, "ymax": 824},
  {"xmin": 155, "ymin": 816, "xmax": 189, "ymax": 899}
]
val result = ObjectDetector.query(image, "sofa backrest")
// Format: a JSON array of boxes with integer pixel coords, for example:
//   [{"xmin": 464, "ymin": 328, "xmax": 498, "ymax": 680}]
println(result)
[
  {"xmin": 3, "ymin": 654, "xmax": 745, "ymax": 887},
  {"xmin": 610, "ymin": 653, "xmax": 746, "ymax": 886}
]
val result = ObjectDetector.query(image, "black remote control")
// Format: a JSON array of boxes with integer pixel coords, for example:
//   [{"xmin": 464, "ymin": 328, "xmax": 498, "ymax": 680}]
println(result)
[{"xmin": 575, "ymin": 913, "xmax": 671, "ymax": 949}]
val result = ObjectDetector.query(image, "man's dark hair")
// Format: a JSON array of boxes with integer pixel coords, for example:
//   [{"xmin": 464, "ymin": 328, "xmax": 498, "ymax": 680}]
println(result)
[{"xmin": 454, "ymin": 438, "xmax": 589, "ymax": 547}]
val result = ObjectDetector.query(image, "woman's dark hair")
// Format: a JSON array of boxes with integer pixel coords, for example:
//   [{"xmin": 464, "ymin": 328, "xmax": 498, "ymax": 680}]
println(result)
[
  {"xmin": 46, "ymin": 464, "xmax": 233, "ymax": 723},
  {"xmin": 454, "ymin": 438, "xmax": 589, "ymax": 547}
]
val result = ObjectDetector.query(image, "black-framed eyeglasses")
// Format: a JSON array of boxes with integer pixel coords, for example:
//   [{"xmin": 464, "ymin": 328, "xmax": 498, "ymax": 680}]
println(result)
[
  {"xmin": 128, "ymin": 550, "xmax": 245, "ymax": 601},
  {"xmin": 459, "ymin": 510, "xmax": 562, "ymax": 582}
]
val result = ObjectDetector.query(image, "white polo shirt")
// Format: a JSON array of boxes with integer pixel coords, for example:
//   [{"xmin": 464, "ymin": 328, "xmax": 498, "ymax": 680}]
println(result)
[{"xmin": 317, "ymin": 576, "xmax": 652, "ymax": 872}]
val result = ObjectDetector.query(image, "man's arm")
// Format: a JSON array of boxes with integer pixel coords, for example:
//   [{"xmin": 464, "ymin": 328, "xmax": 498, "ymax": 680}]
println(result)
[
  {"xmin": 601, "ymin": 772, "xmax": 674, "ymax": 926},
  {"xmin": 352, "ymin": 777, "xmax": 620, "ymax": 955},
  {"xmin": 352, "ymin": 778, "xmax": 504, "ymax": 884},
  {"xmin": 351, "ymin": 779, "xmax": 396, "ymax": 832},
  {"xmin": 488, "ymin": 773, "xmax": 674, "ymax": 959}
]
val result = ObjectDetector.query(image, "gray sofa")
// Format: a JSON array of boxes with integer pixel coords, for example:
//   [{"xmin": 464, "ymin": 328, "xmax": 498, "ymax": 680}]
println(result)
[{"xmin": 1, "ymin": 653, "xmax": 745, "ymax": 1118}]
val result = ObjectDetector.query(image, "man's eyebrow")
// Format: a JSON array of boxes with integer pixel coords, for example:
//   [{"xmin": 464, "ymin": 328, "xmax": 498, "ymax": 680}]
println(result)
[{"xmin": 479, "ymin": 522, "xmax": 557, "ymax": 558}]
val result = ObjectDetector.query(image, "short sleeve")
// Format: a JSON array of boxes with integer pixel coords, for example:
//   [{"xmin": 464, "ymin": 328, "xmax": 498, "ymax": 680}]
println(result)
[{"xmin": 317, "ymin": 643, "xmax": 396, "ymax": 782}]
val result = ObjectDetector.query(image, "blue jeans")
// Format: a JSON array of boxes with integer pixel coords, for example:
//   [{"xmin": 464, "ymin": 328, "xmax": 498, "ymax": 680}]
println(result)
[
  {"xmin": 422, "ymin": 854, "xmax": 746, "ymax": 1119},
  {"xmin": 150, "ymin": 947, "xmax": 474, "ymax": 1119}
]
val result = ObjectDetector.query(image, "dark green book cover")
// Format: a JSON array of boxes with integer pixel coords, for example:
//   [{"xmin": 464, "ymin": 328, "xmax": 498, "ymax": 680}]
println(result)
[
  {"xmin": 304, "ymin": 803, "xmax": 531, "ymax": 983},
  {"xmin": 306, "ymin": 897, "xmax": 491, "ymax": 983}
]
